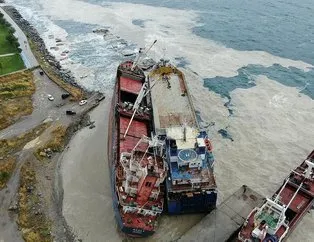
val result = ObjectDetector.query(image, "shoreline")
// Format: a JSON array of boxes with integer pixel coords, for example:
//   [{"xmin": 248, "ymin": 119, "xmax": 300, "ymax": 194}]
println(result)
[
  {"xmin": 0, "ymin": 91, "xmax": 105, "ymax": 241},
  {"xmin": 1, "ymin": 2, "xmax": 312, "ymax": 242},
  {"xmin": 2, "ymin": 5, "xmax": 86, "ymax": 100},
  {"xmin": 0, "ymin": 4, "xmax": 106, "ymax": 241}
]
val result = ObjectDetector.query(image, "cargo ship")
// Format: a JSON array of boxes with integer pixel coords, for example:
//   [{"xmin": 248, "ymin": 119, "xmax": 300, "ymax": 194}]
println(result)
[
  {"xmin": 238, "ymin": 150, "xmax": 314, "ymax": 242},
  {"xmin": 108, "ymin": 41, "xmax": 217, "ymax": 236},
  {"xmin": 148, "ymin": 60, "xmax": 217, "ymax": 214},
  {"xmin": 108, "ymin": 57, "xmax": 168, "ymax": 237}
]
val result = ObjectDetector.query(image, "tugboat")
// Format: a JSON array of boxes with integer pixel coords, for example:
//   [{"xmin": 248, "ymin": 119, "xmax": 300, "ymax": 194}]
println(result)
[{"xmin": 238, "ymin": 150, "xmax": 314, "ymax": 242}]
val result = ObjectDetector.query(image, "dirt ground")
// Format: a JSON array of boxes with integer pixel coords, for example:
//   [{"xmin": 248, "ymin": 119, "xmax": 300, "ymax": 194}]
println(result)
[{"xmin": 0, "ymin": 68, "xmax": 104, "ymax": 242}]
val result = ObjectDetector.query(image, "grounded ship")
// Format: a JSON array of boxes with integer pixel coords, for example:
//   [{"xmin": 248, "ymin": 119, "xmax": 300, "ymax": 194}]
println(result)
[
  {"xmin": 108, "ymin": 59, "xmax": 168, "ymax": 237},
  {"xmin": 148, "ymin": 61, "xmax": 217, "ymax": 214},
  {"xmin": 108, "ymin": 42, "xmax": 217, "ymax": 237},
  {"xmin": 238, "ymin": 150, "xmax": 314, "ymax": 242}
]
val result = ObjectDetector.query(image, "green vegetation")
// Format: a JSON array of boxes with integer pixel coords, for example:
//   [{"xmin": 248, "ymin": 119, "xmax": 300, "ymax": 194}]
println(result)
[
  {"xmin": 0, "ymin": 54, "xmax": 25, "ymax": 75},
  {"xmin": 0, "ymin": 70, "xmax": 35, "ymax": 130},
  {"xmin": 0, "ymin": 122, "xmax": 50, "ymax": 156},
  {"xmin": 0, "ymin": 156, "xmax": 16, "ymax": 189},
  {"xmin": 0, "ymin": 122, "xmax": 50, "ymax": 189},
  {"xmin": 35, "ymin": 125, "xmax": 67, "ymax": 160},
  {"xmin": 0, "ymin": 25, "xmax": 19, "ymax": 54},
  {"xmin": 0, "ymin": 12, "xmax": 24, "ymax": 74}
]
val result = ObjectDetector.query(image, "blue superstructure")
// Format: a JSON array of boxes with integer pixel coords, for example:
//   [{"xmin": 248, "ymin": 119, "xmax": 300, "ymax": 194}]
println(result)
[{"xmin": 164, "ymin": 129, "xmax": 217, "ymax": 214}]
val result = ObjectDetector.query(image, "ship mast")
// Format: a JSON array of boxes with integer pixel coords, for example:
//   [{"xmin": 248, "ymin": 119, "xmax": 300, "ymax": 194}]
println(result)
[{"xmin": 131, "ymin": 40, "xmax": 157, "ymax": 71}]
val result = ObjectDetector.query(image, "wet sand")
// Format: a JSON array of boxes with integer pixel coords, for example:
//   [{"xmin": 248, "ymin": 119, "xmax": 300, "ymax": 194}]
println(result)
[{"xmin": 61, "ymin": 96, "xmax": 121, "ymax": 241}]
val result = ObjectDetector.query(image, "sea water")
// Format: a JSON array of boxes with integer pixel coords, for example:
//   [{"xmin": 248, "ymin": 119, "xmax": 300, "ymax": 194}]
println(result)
[{"xmin": 6, "ymin": 0, "xmax": 314, "ymax": 241}]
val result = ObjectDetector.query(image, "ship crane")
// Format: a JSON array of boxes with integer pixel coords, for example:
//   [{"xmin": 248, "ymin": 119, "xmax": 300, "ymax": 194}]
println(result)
[
  {"xmin": 131, "ymin": 40, "xmax": 157, "ymax": 71},
  {"xmin": 122, "ymin": 74, "xmax": 161, "ymax": 139},
  {"xmin": 131, "ymin": 135, "xmax": 164, "ymax": 167},
  {"xmin": 122, "ymin": 77, "xmax": 161, "ymax": 139},
  {"xmin": 260, "ymin": 160, "xmax": 314, "ymax": 237},
  {"xmin": 122, "ymin": 40, "xmax": 158, "ymax": 139}
]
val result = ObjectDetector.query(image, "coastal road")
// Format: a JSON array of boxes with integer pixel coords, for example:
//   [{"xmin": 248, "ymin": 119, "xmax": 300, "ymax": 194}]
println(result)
[
  {"xmin": 0, "ymin": 69, "xmax": 73, "ymax": 139},
  {"xmin": 0, "ymin": 6, "xmax": 38, "ymax": 68}
]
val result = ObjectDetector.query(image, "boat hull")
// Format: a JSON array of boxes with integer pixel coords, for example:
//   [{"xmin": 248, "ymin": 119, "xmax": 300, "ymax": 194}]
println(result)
[
  {"xmin": 166, "ymin": 191, "xmax": 217, "ymax": 214},
  {"xmin": 238, "ymin": 150, "xmax": 314, "ymax": 242},
  {"xmin": 108, "ymin": 68, "xmax": 156, "ymax": 237}
]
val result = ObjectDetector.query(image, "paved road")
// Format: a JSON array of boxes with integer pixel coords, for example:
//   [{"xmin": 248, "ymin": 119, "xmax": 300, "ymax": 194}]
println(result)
[
  {"xmin": 0, "ymin": 6, "xmax": 38, "ymax": 68},
  {"xmin": 0, "ymin": 53, "xmax": 15, "ymax": 57}
]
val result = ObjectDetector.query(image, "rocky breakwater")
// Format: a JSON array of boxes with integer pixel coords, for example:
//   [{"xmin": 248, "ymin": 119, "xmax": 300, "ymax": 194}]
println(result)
[{"xmin": 3, "ymin": 6, "xmax": 84, "ymax": 97}]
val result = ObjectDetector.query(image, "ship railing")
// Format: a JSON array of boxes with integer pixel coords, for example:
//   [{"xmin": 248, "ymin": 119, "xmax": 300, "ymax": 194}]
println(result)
[
  {"xmin": 277, "ymin": 224, "xmax": 289, "ymax": 242},
  {"xmin": 170, "ymin": 182, "xmax": 216, "ymax": 191}
]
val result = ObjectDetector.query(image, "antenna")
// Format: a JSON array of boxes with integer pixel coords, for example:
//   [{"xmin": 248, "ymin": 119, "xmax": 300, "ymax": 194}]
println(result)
[{"xmin": 131, "ymin": 40, "xmax": 157, "ymax": 71}]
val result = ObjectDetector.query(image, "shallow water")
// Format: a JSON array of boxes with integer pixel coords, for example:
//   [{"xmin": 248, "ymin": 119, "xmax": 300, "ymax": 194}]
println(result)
[{"xmin": 6, "ymin": 0, "xmax": 314, "ymax": 241}]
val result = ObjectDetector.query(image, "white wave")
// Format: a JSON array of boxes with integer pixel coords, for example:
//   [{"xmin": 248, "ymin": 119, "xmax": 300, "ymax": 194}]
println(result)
[{"xmin": 33, "ymin": 0, "xmax": 313, "ymax": 79}]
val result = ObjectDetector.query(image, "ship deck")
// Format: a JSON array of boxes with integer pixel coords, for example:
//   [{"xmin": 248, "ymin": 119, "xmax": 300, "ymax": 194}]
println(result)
[
  {"xmin": 120, "ymin": 208, "xmax": 156, "ymax": 232},
  {"xmin": 169, "ymin": 162, "xmax": 215, "ymax": 185},
  {"xmin": 149, "ymin": 72, "xmax": 197, "ymax": 131},
  {"xmin": 114, "ymin": 62, "xmax": 163, "ymax": 235},
  {"xmin": 238, "ymin": 151, "xmax": 314, "ymax": 241}
]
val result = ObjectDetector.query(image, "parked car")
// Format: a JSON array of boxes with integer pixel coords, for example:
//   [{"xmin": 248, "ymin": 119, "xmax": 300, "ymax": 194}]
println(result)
[
  {"xmin": 79, "ymin": 100, "xmax": 87, "ymax": 106},
  {"xmin": 66, "ymin": 110, "xmax": 76, "ymax": 115},
  {"xmin": 47, "ymin": 94, "xmax": 54, "ymax": 101},
  {"xmin": 61, "ymin": 93, "xmax": 70, "ymax": 99}
]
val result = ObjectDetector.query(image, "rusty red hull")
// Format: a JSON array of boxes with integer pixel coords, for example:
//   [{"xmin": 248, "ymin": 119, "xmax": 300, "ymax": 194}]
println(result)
[
  {"xmin": 108, "ymin": 61, "xmax": 161, "ymax": 237},
  {"xmin": 238, "ymin": 150, "xmax": 314, "ymax": 242}
]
